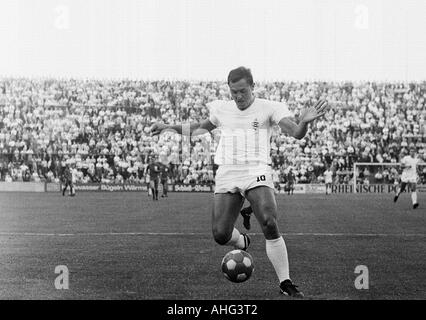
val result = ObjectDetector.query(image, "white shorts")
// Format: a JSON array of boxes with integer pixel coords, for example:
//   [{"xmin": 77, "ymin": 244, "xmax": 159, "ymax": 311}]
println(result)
[
  {"xmin": 214, "ymin": 165, "xmax": 275, "ymax": 196},
  {"xmin": 401, "ymin": 173, "xmax": 417, "ymax": 184}
]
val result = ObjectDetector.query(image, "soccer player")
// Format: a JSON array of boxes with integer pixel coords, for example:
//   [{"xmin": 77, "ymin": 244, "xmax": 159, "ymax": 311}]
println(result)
[
  {"xmin": 146, "ymin": 156, "xmax": 161, "ymax": 201},
  {"xmin": 151, "ymin": 67, "xmax": 328, "ymax": 298},
  {"xmin": 324, "ymin": 167, "xmax": 333, "ymax": 195},
  {"xmin": 394, "ymin": 147, "xmax": 420, "ymax": 209},
  {"xmin": 286, "ymin": 168, "xmax": 296, "ymax": 195},
  {"xmin": 61, "ymin": 164, "xmax": 75, "ymax": 197}
]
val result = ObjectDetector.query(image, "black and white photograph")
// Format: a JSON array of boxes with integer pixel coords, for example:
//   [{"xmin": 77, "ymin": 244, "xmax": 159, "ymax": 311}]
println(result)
[{"xmin": 0, "ymin": 0, "xmax": 425, "ymax": 310}]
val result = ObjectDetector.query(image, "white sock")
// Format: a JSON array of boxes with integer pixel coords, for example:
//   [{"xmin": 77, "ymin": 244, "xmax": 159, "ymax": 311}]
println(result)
[
  {"xmin": 266, "ymin": 236, "xmax": 290, "ymax": 283},
  {"xmin": 412, "ymin": 192, "xmax": 418, "ymax": 205},
  {"xmin": 225, "ymin": 228, "xmax": 245, "ymax": 249}
]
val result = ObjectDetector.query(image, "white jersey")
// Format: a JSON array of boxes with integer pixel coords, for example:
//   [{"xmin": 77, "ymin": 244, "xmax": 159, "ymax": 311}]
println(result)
[
  {"xmin": 208, "ymin": 98, "xmax": 292, "ymax": 166},
  {"xmin": 324, "ymin": 170, "xmax": 333, "ymax": 183},
  {"xmin": 401, "ymin": 155, "xmax": 419, "ymax": 179}
]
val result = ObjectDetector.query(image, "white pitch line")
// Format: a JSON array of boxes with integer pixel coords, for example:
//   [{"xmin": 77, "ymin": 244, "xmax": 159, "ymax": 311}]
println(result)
[
  {"xmin": 285, "ymin": 232, "xmax": 426, "ymax": 237},
  {"xmin": 0, "ymin": 232, "xmax": 426, "ymax": 237}
]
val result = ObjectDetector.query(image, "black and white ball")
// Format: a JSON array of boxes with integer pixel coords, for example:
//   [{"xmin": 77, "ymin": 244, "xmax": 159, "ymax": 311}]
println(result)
[{"xmin": 221, "ymin": 250, "xmax": 254, "ymax": 283}]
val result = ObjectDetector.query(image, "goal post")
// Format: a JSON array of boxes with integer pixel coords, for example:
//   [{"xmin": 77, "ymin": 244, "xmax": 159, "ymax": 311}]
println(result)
[{"xmin": 353, "ymin": 162, "xmax": 426, "ymax": 194}]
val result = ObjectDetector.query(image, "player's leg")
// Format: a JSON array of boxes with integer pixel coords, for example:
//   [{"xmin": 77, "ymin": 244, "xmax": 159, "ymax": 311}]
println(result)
[
  {"xmin": 246, "ymin": 186, "xmax": 280, "ymax": 238},
  {"xmin": 245, "ymin": 186, "xmax": 303, "ymax": 297},
  {"xmin": 212, "ymin": 193, "xmax": 249, "ymax": 250},
  {"xmin": 154, "ymin": 179, "xmax": 159, "ymax": 200},
  {"xmin": 163, "ymin": 180, "xmax": 168, "ymax": 197},
  {"xmin": 62, "ymin": 181, "xmax": 68, "ymax": 196},
  {"xmin": 149, "ymin": 181, "xmax": 155, "ymax": 200},
  {"xmin": 410, "ymin": 183, "xmax": 419, "ymax": 209},
  {"xmin": 70, "ymin": 182, "xmax": 75, "ymax": 196},
  {"xmin": 394, "ymin": 181, "xmax": 406, "ymax": 202},
  {"xmin": 240, "ymin": 204, "xmax": 253, "ymax": 230}
]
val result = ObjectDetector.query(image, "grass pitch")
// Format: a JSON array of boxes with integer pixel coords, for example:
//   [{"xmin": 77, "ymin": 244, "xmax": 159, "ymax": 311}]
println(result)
[{"xmin": 0, "ymin": 191, "xmax": 425, "ymax": 299}]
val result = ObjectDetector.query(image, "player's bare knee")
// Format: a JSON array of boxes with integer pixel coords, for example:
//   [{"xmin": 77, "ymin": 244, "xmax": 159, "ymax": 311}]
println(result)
[
  {"xmin": 262, "ymin": 216, "xmax": 278, "ymax": 231},
  {"xmin": 212, "ymin": 228, "xmax": 232, "ymax": 245}
]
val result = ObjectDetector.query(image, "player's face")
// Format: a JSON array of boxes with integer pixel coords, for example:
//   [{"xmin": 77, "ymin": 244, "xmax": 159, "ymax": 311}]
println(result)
[
  {"xmin": 410, "ymin": 149, "xmax": 416, "ymax": 157},
  {"xmin": 229, "ymin": 78, "xmax": 255, "ymax": 110}
]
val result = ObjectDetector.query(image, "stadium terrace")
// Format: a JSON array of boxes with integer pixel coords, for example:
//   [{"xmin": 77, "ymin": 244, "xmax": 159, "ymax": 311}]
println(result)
[{"xmin": 0, "ymin": 79, "xmax": 425, "ymax": 187}]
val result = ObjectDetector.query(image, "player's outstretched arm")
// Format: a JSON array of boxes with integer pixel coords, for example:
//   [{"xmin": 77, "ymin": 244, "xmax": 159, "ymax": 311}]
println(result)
[
  {"xmin": 150, "ymin": 119, "xmax": 216, "ymax": 136},
  {"xmin": 278, "ymin": 100, "xmax": 328, "ymax": 139}
]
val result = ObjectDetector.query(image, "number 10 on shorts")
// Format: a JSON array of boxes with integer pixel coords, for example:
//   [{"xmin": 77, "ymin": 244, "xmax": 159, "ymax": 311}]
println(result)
[{"xmin": 256, "ymin": 175, "xmax": 266, "ymax": 182}]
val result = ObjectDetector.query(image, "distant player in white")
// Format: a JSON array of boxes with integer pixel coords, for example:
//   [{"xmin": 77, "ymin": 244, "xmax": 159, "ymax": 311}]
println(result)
[
  {"xmin": 324, "ymin": 167, "xmax": 333, "ymax": 195},
  {"xmin": 394, "ymin": 147, "xmax": 420, "ymax": 209},
  {"xmin": 151, "ymin": 67, "xmax": 328, "ymax": 297},
  {"xmin": 272, "ymin": 168, "xmax": 281, "ymax": 193}
]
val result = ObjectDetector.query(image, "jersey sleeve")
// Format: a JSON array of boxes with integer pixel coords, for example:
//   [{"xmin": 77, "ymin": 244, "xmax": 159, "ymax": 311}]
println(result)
[
  {"xmin": 270, "ymin": 101, "xmax": 293, "ymax": 125},
  {"xmin": 207, "ymin": 100, "xmax": 222, "ymax": 127}
]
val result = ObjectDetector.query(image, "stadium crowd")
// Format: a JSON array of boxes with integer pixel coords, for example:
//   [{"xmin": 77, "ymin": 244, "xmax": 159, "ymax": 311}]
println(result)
[{"xmin": 0, "ymin": 78, "xmax": 425, "ymax": 185}]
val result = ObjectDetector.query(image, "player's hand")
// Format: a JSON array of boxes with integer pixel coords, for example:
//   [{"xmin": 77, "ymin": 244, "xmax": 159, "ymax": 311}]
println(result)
[
  {"xmin": 300, "ymin": 100, "xmax": 328, "ymax": 124},
  {"xmin": 150, "ymin": 123, "xmax": 169, "ymax": 136}
]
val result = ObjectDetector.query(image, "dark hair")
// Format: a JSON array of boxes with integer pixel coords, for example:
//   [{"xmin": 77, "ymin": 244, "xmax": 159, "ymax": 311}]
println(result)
[{"xmin": 227, "ymin": 66, "xmax": 254, "ymax": 86}]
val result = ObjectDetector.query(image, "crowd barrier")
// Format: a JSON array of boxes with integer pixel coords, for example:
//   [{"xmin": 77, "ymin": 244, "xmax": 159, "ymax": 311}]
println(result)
[
  {"xmin": 0, "ymin": 182, "xmax": 46, "ymax": 192},
  {"xmin": 277, "ymin": 183, "xmax": 327, "ymax": 194},
  {"xmin": 330, "ymin": 184, "xmax": 426, "ymax": 193},
  {"xmin": 278, "ymin": 183, "xmax": 426, "ymax": 194},
  {"xmin": 0, "ymin": 182, "xmax": 424, "ymax": 193},
  {"xmin": 57, "ymin": 182, "xmax": 214, "ymax": 193}
]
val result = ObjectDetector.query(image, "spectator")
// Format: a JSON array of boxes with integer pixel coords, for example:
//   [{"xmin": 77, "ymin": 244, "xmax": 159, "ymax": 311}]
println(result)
[{"xmin": 0, "ymin": 78, "xmax": 424, "ymax": 185}]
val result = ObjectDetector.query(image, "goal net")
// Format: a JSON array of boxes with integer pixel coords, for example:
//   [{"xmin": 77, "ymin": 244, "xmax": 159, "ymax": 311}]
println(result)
[{"xmin": 353, "ymin": 162, "xmax": 426, "ymax": 194}]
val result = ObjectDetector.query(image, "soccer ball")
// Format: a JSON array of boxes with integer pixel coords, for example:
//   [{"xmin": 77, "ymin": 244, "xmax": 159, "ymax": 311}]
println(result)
[{"xmin": 221, "ymin": 249, "xmax": 254, "ymax": 283}]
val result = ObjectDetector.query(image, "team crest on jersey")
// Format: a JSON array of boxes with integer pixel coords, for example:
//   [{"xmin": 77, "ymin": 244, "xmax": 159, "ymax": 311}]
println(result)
[{"xmin": 252, "ymin": 118, "xmax": 259, "ymax": 131}]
